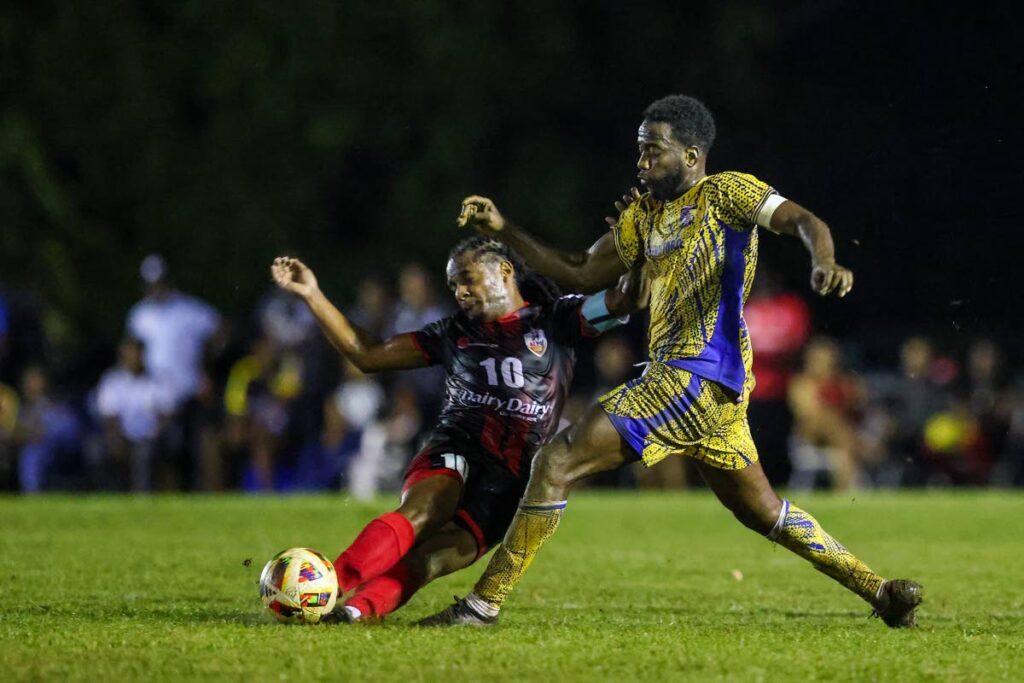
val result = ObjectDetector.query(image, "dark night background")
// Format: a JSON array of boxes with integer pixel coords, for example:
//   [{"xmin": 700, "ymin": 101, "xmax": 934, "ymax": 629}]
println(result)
[{"xmin": 1, "ymin": 1, "xmax": 1020, "ymax": 380}]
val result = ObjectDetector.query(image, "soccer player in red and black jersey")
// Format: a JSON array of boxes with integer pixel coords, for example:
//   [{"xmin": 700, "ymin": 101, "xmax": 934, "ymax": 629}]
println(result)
[{"xmin": 270, "ymin": 236, "xmax": 644, "ymax": 622}]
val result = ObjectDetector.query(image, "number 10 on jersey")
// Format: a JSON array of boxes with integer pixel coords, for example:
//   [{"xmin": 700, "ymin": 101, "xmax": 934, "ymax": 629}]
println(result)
[{"xmin": 480, "ymin": 357, "xmax": 525, "ymax": 388}]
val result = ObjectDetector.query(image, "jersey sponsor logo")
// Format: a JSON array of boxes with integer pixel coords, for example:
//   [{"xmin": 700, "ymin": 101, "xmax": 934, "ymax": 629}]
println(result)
[
  {"xmin": 524, "ymin": 329, "xmax": 547, "ymax": 357},
  {"xmin": 647, "ymin": 235, "xmax": 684, "ymax": 258},
  {"xmin": 455, "ymin": 388, "xmax": 552, "ymax": 420}
]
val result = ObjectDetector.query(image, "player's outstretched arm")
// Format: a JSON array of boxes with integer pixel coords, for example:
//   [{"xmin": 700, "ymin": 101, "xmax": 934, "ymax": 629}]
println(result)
[
  {"xmin": 270, "ymin": 257, "xmax": 428, "ymax": 372},
  {"xmin": 457, "ymin": 195, "xmax": 626, "ymax": 294},
  {"xmin": 767, "ymin": 200, "xmax": 854, "ymax": 298}
]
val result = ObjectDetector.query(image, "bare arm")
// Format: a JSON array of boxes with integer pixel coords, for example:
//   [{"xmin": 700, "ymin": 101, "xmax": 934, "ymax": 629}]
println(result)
[
  {"xmin": 604, "ymin": 259, "xmax": 650, "ymax": 317},
  {"xmin": 768, "ymin": 200, "xmax": 854, "ymax": 297},
  {"xmin": 457, "ymin": 196, "xmax": 626, "ymax": 293},
  {"xmin": 270, "ymin": 257, "xmax": 428, "ymax": 373}
]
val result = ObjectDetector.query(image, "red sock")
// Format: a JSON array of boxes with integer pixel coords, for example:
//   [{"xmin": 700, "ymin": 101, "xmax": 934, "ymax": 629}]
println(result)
[
  {"xmin": 345, "ymin": 559, "xmax": 424, "ymax": 618},
  {"xmin": 334, "ymin": 512, "xmax": 416, "ymax": 593}
]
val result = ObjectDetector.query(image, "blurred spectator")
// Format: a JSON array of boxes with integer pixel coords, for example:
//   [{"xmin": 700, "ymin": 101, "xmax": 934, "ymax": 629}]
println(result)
[
  {"xmin": 334, "ymin": 359, "xmax": 385, "ymax": 431},
  {"xmin": 293, "ymin": 392, "xmax": 363, "ymax": 490},
  {"xmin": 387, "ymin": 263, "xmax": 450, "ymax": 421},
  {"xmin": 745, "ymin": 271, "xmax": 811, "ymax": 484},
  {"xmin": 0, "ymin": 379, "xmax": 17, "ymax": 489},
  {"xmin": 15, "ymin": 366, "xmax": 82, "ymax": 492},
  {"xmin": 94, "ymin": 337, "xmax": 176, "ymax": 491},
  {"xmin": 257, "ymin": 286, "xmax": 317, "ymax": 351},
  {"xmin": 787, "ymin": 338, "xmax": 868, "ymax": 490},
  {"xmin": 348, "ymin": 385, "xmax": 422, "ymax": 500},
  {"xmin": 998, "ymin": 382, "xmax": 1024, "ymax": 486},
  {"xmin": 256, "ymin": 283, "xmax": 339, "ymax": 465},
  {"xmin": 964, "ymin": 339, "xmax": 1011, "ymax": 463},
  {"xmin": 128, "ymin": 254, "xmax": 223, "ymax": 406},
  {"xmin": 127, "ymin": 254, "xmax": 224, "ymax": 489},
  {"xmin": 224, "ymin": 336, "xmax": 303, "ymax": 491},
  {"xmin": 881, "ymin": 337, "xmax": 950, "ymax": 485},
  {"xmin": 922, "ymin": 395, "xmax": 989, "ymax": 485},
  {"xmin": 348, "ymin": 273, "xmax": 394, "ymax": 342}
]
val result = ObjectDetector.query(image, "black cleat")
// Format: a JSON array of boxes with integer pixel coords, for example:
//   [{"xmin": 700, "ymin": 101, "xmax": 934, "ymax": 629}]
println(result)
[
  {"xmin": 416, "ymin": 596, "xmax": 498, "ymax": 627},
  {"xmin": 871, "ymin": 579, "xmax": 923, "ymax": 628},
  {"xmin": 320, "ymin": 604, "xmax": 359, "ymax": 624}
]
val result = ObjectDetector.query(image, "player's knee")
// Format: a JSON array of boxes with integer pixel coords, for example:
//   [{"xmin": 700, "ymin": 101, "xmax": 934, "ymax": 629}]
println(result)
[
  {"xmin": 396, "ymin": 501, "xmax": 447, "ymax": 537},
  {"xmin": 729, "ymin": 495, "xmax": 782, "ymax": 535},
  {"xmin": 530, "ymin": 439, "xmax": 573, "ymax": 492}
]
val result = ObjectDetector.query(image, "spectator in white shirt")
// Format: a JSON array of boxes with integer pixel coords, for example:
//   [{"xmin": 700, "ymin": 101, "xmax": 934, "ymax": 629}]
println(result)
[
  {"xmin": 127, "ymin": 254, "xmax": 222, "ymax": 406},
  {"xmin": 126, "ymin": 254, "xmax": 224, "ymax": 489},
  {"xmin": 95, "ymin": 337, "xmax": 176, "ymax": 491}
]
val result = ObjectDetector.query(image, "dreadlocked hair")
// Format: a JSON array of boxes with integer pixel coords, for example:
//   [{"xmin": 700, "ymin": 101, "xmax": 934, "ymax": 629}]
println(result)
[{"xmin": 449, "ymin": 235, "xmax": 562, "ymax": 306}]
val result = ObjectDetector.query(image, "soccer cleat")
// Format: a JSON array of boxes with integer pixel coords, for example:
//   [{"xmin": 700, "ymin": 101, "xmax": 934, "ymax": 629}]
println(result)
[
  {"xmin": 416, "ymin": 596, "xmax": 498, "ymax": 627},
  {"xmin": 320, "ymin": 604, "xmax": 361, "ymax": 624},
  {"xmin": 870, "ymin": 579, "xmax": 923, "ymax": 628}
]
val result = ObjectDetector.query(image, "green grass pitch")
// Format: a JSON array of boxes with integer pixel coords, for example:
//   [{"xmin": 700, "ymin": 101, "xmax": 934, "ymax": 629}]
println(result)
[{"xmin": 1, "ymin": 491, "xmax": 1022, "ymax": 681}]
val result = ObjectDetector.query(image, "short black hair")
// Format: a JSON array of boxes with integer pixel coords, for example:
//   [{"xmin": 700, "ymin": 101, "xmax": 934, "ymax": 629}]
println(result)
[
  {"xmin": 449, "ymin": 236, "xmax": 561, "ymax": 306},
  {"xmin": 643, "ymin": 95, "xmax": 716, "ymax": 152}
]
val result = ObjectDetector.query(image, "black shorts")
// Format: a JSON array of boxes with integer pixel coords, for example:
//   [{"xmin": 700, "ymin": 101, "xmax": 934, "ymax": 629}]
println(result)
[{"xmin": 403, "ymin": 446, "xmax": 526, "ymax": 558}]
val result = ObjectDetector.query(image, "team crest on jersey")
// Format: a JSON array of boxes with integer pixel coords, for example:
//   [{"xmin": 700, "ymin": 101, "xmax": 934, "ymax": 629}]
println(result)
[
  {"xmin": 524, "ymin": 329, "xmax": 547, "ymax": 357},
  {"xmin": 678, "ymin": 204, "xmax": 697, "ymax": 228}
]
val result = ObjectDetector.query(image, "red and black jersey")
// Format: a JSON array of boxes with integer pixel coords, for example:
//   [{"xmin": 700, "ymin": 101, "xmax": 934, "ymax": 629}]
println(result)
[{"xmin": 410, "ymin": 296, "xmax": 599, "ymax": 478}]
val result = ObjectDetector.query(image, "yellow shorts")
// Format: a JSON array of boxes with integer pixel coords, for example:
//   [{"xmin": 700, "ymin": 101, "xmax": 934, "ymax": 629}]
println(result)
[{"xmin": 598, "ymin": 362, "xmax": 758, "ymax": 470}]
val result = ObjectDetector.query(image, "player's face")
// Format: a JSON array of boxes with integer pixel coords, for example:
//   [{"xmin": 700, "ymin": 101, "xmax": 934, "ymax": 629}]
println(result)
[
  {"xmin": 446, "ymin": 254, "xmax": 516, "ymax": 321},
  {"xmin": 636, "ymin": 120, "xmax": 694, "ymax": 201}
]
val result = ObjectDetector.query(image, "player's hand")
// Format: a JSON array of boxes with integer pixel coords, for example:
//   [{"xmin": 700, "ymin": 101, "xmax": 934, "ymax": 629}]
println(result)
[
  {"xmin": 457, "ymin": 196, "xmax": 506, "ymax": 233},
  {"xmin": 810, "ymin": 260, "xmax": 854, "ymax": 297},
  {"xmin": 271, "ymin": 256, "xmax": 319, "ymax": 299},
  {"xmin": 604, "ymin": 186, "xmax": 642, "ymax": 228}
]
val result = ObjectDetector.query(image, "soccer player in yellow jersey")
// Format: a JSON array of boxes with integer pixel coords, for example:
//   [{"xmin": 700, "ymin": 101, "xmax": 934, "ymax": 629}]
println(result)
[{"xmin": 421, "ymin": 94, "xmax": 922, "ymax": 628}]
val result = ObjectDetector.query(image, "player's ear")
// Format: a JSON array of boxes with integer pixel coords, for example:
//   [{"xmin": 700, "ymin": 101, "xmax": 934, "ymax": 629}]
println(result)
[
  {"xmin": 685, "ymin": 146, "xmax": 700, "ymax": 167},
  {"xmin": 500, "ymin": 259, "xmax": 514, "ymax": 281}
]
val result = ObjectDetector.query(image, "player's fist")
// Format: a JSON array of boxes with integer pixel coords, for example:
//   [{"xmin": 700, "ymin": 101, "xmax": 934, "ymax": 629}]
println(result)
[
  {"xmin": 271, "ymin": 256, "xmax": 319, "ymax": 299},
  {"xmin": 810, "ymin": 260, "xmax": 854, "ymax": 297},
  {"xmin": 457, "ymin": 196, "xmax": 506, "ymax": 233},
  {"xmin": 604, "ymin": 186, "xmax": 642, "ymax": 228}
]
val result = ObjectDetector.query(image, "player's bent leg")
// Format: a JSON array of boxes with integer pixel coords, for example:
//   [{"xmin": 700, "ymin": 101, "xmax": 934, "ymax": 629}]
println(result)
[
  {"xmin": 694, "ymin": 460, "xmax": 782, "ymax": 534},
  {"xmin": 523, "ymin": 402, "xmax": 638, "ymax": 500},
  {"xmin": 696, "ymin": 459, "xmax": 922, "ymax": 626},
  {"xmin": 342, "ymin": 523, "xmax": 478, "ymax": 622},
  {"xmin": 458, "ymin": 404, "xmax": 634, "ymax": 620},
  {"xmin": 396, "ymin": 473, "xmax": 464, "ymax": 538},
  {"xmin": 334, "ymin": 472, "xmax": 463, "ymax": 593}
]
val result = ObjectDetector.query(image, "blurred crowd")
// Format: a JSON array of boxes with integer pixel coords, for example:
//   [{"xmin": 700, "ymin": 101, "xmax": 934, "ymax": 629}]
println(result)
[{"xmin": 1, "ymin": 257, "xmax": 1022, "ymax": 495}]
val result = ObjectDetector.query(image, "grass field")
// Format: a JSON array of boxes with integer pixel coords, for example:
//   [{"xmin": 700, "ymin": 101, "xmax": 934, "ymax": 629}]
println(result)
[{"xmin": 1, "ymin": 491, "xmax": 1022, "ymax": 681}]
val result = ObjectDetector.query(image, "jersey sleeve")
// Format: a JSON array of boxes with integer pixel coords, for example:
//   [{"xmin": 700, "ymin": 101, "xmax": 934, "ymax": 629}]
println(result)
[
  {"xmin": 703, "ymin": 172, "xmax": 777, "ymax": 231},
  {"xmin": 612, "ymin": 197, "xmax": 648, "ymax": 268},
  {"xmin": 410, "ymin": 317, "xmax": 451, "ymax": 366}
]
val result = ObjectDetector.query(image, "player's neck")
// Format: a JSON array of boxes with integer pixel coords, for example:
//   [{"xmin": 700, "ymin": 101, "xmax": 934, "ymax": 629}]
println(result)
[
  {"xmin": 674, "ymin": 170, "xmax": 707, "ymax": 198},
  {"xmin": 485, "ymin": 294, "xmax": 528, "ymax": 323}
]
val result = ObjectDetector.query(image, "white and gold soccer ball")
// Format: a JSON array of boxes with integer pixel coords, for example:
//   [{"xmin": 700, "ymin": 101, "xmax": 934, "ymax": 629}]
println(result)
[{"xmin": 259, "ymin": 547, "xmax": 338, "ymax": 624}]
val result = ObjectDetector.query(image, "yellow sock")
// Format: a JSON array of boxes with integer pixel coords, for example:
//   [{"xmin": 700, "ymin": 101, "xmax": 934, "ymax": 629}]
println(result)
[
  {"xmin": 473, "ymin": 500, "xmax": 566, "ymax": 609},
  {"xmin": 768, "ymin": 500, "xmax": 884, "ymax": 602}
]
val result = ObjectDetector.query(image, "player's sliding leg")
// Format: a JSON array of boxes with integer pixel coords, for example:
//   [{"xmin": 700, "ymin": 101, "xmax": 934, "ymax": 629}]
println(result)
[
  {"xmin": 419, "ymin": 404, "xmax": 635, "ymax": 626},
  {"xmin": 695, "ymin": 460, "xmax": 922, "ymax": 627},
  {"xmin": 334, "ymin": 474, "xmax": 462, "ymax": 593},
  {"xmin": 340, "ymin": 523, "xmax": 479, "ymax": 622}
]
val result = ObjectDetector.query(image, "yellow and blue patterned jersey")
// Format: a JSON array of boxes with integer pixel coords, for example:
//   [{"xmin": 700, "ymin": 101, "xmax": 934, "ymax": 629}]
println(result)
[{"xmin": 614, "ymin": 171, "xmax": 776, "ymax": 398}]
